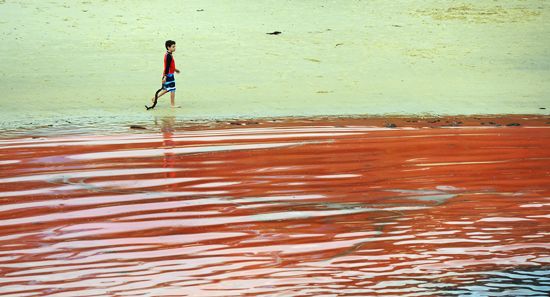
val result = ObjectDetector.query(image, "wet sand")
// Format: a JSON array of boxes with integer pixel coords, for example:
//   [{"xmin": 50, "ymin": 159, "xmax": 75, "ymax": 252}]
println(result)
[
  {"xmin": 1, "ymin": 0, "xmax": 549, "ymax": 130},
  {"xmin": 0, "ymin": 116, "xmax": 549, "ymax": 296}
]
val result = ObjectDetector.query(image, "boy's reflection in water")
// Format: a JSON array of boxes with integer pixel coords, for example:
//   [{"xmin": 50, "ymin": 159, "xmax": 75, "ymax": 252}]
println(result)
[{"xmin": 159, "ymin": 116, "xmax": 177, "ymax": 188}]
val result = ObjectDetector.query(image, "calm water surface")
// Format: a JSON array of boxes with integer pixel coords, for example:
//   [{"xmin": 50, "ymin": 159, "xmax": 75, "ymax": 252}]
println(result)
[{"xmin": 0, "ymin": 118, "xmax": 549, "ymax": 296}]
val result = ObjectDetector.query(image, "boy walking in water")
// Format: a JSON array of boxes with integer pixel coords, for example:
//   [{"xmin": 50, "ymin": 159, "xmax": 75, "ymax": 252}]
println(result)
[{"xmin": 151, "ymin": 40, "xmax": 180, "ymax": 108}]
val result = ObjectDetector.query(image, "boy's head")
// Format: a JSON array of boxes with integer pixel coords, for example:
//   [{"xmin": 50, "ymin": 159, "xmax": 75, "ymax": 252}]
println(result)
[{"xmin": 165, "ymin": 40, "xmax": 176, "ymax": 52}]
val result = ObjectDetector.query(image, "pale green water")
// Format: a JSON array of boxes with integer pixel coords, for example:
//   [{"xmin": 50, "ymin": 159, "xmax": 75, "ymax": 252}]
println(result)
[{"xmin": 0, "ymin": 0, "xmax": 549, "ymax": 131}]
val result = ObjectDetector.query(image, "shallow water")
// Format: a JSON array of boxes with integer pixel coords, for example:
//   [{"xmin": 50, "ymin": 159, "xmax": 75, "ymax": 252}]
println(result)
[{"xmin": 0, "ymin": 118, "xmax": 549, "ymax": 296}]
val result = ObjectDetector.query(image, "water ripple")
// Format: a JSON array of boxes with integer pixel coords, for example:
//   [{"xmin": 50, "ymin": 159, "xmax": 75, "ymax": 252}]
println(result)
[{"xmin": 0, "ymin": 123, "xmax": 549, "ymax": 296}]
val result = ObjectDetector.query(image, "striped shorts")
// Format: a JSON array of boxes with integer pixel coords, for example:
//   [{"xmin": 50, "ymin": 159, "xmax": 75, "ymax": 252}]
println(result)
[{"xmin": 163, "ymin": 73, "xmax": 176, "ymax": 92}]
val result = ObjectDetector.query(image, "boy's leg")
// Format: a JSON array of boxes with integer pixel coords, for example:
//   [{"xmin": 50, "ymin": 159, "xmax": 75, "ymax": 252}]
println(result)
[
  {"xmin": 152, "ymin": 90, "xmax": 169, "ymax": 103},
  {"xmin": 170, "ymin": 91, "xmax": 176, "ymax": 107}
]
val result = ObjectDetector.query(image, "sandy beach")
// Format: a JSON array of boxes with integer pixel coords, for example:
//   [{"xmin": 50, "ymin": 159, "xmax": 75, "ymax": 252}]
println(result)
[{"xmin": 1, "ymin": 0, "xmax": 549, "ymax": 131}]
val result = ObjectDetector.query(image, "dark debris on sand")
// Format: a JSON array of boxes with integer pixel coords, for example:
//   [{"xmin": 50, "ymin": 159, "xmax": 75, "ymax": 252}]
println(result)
[
  {"xmin": 229, "ymin": 121, "xmax": 260, "ymax": 126},
  {"xmin": 130, "ymin": 125, "xmax": 147, "ymax": 130}
]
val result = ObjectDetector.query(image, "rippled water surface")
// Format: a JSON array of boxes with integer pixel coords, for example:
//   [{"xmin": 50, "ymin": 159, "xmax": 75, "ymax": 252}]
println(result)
[{"xmin": 1, "ymin": 118, "xmax": 549, "ymax": 296}]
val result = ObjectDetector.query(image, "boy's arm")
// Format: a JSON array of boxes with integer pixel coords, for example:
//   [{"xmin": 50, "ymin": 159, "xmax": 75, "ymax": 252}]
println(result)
[{"xmin": 163, "ymin": 54, "xmax": 172, "ymax": 77}]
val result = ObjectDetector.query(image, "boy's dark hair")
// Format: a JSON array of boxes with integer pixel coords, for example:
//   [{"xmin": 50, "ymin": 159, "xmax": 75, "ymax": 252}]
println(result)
[{"xmin": 165, "ymin": 40, "xmax": 176, "ymax": 50}]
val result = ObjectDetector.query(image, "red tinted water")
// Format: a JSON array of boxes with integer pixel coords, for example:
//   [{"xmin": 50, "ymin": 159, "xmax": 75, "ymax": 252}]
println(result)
[{"xmin": 0, "ymin": 116, "xmax": 549, "ymax": 296}]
